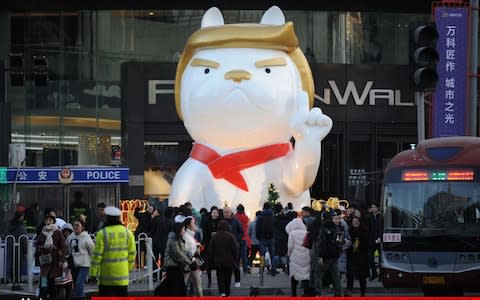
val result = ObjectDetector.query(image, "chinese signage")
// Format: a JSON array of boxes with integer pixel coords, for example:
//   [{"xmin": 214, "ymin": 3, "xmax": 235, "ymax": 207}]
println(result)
[
  {"xmin": 383, "ymin": 233, "xmax": 401, "ymax": 243},
  {"xmin": 433, "ymin": 6, "xmax": 469, "ymax": 137},
  {"xmin": 6, "ymin": 167, "xmax": 129, "ymax": 184}
]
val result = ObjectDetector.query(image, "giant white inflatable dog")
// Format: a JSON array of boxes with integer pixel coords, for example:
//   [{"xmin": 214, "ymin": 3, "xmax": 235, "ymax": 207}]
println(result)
[{"xmin": 169, "ymin": 6, "xmax": 333, "ymax": 216}]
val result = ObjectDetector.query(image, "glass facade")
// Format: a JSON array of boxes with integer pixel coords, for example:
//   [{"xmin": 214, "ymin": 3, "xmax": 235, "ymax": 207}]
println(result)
[{"xmin": 0, "ymin": 10, "xmax": 430, "ymax": 168}]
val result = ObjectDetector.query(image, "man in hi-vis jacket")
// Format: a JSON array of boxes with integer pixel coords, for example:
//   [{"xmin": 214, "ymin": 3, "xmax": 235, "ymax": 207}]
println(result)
[{"xmin": 89, "ymin": 206, "xmax": 136, "ymax": 296}]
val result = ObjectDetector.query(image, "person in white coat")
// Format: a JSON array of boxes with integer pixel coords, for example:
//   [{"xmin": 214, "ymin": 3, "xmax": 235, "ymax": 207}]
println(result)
[
  {"xmin": 286, "ymin": 217, "xmax": 311, "ymax": 297},
  {"xmin": 183, "ymin": 217, "xmax": 203, "ymax": 296},
  {"xmin": 65, "ymin": 219, "xmax": 94, "ymax": 298}
]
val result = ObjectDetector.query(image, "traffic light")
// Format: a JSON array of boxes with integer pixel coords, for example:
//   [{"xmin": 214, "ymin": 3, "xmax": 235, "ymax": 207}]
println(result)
[{"xmin": 411, "ymin": 24, "xmax": 439, "ymax": 91}]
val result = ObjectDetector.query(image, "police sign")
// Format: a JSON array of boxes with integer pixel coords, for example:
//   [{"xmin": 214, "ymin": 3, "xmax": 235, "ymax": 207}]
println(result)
[{"xmin": 6, "ymin": 167, "xmax": 129, "ymax": 184}]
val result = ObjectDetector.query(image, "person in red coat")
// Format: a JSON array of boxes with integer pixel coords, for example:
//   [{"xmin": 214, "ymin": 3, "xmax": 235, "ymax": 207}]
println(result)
[
  {"xmin": 36, "ymin": 215, "xmax": 67, "ymax": 298},
  {"xmin": 235, "ymin": 204, "xmax": 251, "ymax": 274}
]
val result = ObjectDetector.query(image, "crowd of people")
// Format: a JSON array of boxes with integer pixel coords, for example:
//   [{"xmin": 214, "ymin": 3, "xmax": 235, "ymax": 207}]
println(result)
[
  {"xmin": 138, "ymin": 200, "xmax": 383, "ymax": 297},
  {"xmin": 5, "ymin": 199, "xmax": 383, "ymax": 298}
]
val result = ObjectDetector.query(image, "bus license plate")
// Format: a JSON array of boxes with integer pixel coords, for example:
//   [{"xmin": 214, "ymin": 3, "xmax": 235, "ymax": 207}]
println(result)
[{"xmin": 423, "ymin": 275, "xmax": 445, "ymax": 285}]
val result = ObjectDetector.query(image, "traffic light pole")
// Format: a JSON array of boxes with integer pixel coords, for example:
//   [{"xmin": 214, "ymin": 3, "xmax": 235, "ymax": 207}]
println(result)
[
  {"xmin": 416, "ymin": 91, "xmax": 425, "ymax": 142},
  {"xmin": 471, "ymin": 0, "xmax": 478, "ymax": 137}
]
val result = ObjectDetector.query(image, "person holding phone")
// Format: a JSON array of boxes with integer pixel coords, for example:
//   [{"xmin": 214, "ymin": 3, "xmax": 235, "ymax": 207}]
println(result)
[{"xmin": 66, "ymin": 219, "xmax": 94, "ymax": 298}]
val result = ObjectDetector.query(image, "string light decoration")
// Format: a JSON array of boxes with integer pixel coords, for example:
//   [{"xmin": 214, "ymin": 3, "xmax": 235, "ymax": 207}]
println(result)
[
  {"xmin": 78, "ymin": 135, "xmax": 111, "ymax": 164},
  {"xmin": 267, "ymin": 183, "xmax": 280, "ymax": 205}
]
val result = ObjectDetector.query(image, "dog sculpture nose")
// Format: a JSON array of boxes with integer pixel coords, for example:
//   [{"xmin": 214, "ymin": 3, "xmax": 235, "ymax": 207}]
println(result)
[{"xmin": 224, "ymin": 70, "xmax": 252, "ymax": 83}]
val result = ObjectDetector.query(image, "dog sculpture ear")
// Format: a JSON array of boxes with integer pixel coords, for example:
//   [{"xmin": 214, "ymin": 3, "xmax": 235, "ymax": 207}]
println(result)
[
  {"xmin": 201, "ymin": 7, "xmax": 224, "ymax": 28},
  {"xmin": 260, "ymin": 6, "xmax": 285, "ymax": 25}
]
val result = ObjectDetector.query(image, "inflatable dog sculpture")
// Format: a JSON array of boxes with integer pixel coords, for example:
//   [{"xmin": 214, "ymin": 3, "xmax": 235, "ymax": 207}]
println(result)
[{"xmin": 169, "ymin": 6, "xmax": 333, "ymax": 215}]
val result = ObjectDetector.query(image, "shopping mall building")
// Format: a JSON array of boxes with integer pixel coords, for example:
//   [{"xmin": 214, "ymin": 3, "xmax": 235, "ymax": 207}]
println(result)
[{"xmin": 0, "ymin": 0, "xmax": 477, "ymax": 225}]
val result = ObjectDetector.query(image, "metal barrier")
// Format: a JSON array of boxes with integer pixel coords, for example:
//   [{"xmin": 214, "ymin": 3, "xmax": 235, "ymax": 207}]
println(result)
[
  {"xmin": 0, "ymin": 232, "xmax": 155, "ymax": 292},
  {"xmin": 132, "ymin": 233, "xmax": 154, "ymax": 290},
  {"xmin": 1, "ymin": 234, "xmax": 32, "ymax": 291}
]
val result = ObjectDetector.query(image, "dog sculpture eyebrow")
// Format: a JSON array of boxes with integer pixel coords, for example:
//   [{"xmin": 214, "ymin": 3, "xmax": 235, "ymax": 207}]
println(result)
[
  {"xmin": 255, "ymin": 57, "xmax": 287, "ymax": 68},
  {"xmin": 191, "ymin": 58, "xmax": 220, "ymax": 69}
]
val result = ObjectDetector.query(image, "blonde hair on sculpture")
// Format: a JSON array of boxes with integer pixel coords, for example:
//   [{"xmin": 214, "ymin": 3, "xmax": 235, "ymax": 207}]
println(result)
[{"xmin": 174, "ymin": 22, "xmax": 314, "ymax": 119}]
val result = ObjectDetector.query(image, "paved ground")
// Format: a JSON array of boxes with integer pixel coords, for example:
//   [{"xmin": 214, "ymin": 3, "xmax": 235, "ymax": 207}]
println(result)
[
  {"xmin": 2, "ymin": 267, "xmax": 478, "ymax": 297},
  {"xmin": 0, "ymin": 267, "xmax": 392, "ymax": 297},
  {"xmin": 84, "ymin": 267, "xmax": 393, "ymax": 297}
]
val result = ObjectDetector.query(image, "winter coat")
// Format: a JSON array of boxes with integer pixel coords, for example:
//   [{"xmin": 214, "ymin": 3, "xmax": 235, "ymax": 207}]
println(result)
[
  {"xmin": 225, "ymin": 218, "xmax": 243, "ymax": 244},
  {"xmin": 134, "ymin": 209, "xmax": 151, "ymax": 238},
  {"xmin": 286, "ymin": 218, "xmax": 310, "ymax": 281},
  {"xmin": 202, "ymin": 217, "xmax": 221, "ymax": 250},
  {"xmin": 184, "ymin": 228, "xmax": 198, "ymax": 257},
  {"xmin": 36, "ymin": 224, "xmax": 67, "ymax": 279},
  {"xmin": 302, "ymin": 215, "xmax": 315, "ymax": 227},
  {"xmin": 66, "ymin": 231, "xmax": 95, "ymax": 267},
  {"xmin": 164, "ymin": 233, "xmax": 192, "ymax": 269},
  {"xmin": 337, "ymin": 219, "xmax": 351, "ymax": 273},
  {"xmin": 149, "ymin": 215, "xmax": 173, "ymax": 258},
  {"xmin": 315, "ymin": 221, "xmax": 344, "ymax": 260},
  {"xmin": 208, "ymin": 230, "xmax": 238, "ymax": 268},
  {"xmin": 256, "ymin": 208, "xmax": 274, "ymax": 240},
  {"xmin": 235, "ymin": 212, "xmax": 251, "ymax": 248},
  {"xmin": 368, "ymin": 212, "xmax": 383, "ymax": 245},
  {"xmin": 248, "ymin": 218, "xmax": 259, "ymax": 246},
  {"xmin": 273, "ymin": 213, "xmax": 290, "ymax": 256},
  {"xmin": 346, "ymin": 226, "xmax": 370, "ymax": 279}
]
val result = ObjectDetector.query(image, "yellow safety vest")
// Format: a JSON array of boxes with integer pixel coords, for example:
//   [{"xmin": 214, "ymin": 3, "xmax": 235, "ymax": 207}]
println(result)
[{"xmin": 89, "ymin": 224, "xmax": 136, "ymax": 286}]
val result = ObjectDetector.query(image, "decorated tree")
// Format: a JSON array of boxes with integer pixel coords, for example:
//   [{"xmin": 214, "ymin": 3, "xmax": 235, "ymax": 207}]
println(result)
[{"xmin": 267, "ymin": 183, "xmax": 280, "ymax": 205}]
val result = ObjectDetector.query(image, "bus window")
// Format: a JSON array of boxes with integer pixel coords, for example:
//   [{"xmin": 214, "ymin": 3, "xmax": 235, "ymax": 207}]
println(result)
[{"xmin": 383, "ymin": 181, "xmax": 480, "ymax": 235}]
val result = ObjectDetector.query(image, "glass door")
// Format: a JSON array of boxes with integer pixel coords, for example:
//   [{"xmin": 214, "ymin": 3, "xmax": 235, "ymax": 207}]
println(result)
[{"xmin": 67, "ymin": 185, "xmax": 117, "ymax": 232}]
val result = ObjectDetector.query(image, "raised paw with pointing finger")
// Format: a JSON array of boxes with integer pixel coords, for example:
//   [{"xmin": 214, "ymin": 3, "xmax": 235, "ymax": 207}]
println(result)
[{"xmin": 291, "ymin": 90, "xmax": 333, "ymax": 141}]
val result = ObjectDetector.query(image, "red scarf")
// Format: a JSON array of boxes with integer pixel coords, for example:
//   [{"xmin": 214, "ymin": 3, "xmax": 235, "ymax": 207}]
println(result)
[{"xmin": 190, "ymin": 143, "xmax": 292, "ymax": 191}]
